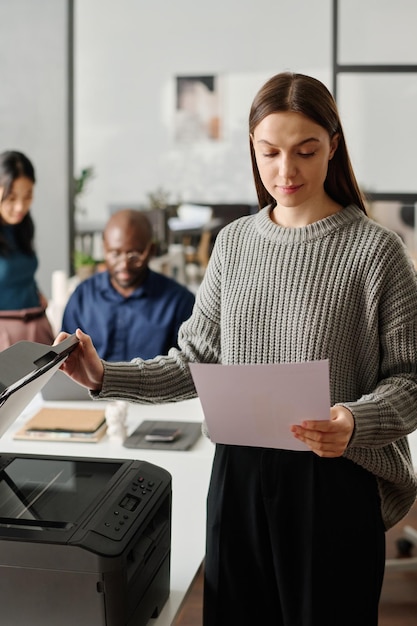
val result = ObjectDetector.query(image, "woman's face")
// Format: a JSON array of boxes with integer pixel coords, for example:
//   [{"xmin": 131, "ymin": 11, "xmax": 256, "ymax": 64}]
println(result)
[
  {"xmin": 251, "ymin": 111, "xmax": 338, "ymax": 211},
  {"xmin": 0, "ymin": 176, "xmax": 34, "ymax": 225}
]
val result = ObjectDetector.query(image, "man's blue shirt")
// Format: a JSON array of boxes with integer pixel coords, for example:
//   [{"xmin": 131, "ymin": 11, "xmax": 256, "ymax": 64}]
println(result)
[{"xmin": 61, "ymin": 269, "xmax": 195, "ymax": 361}]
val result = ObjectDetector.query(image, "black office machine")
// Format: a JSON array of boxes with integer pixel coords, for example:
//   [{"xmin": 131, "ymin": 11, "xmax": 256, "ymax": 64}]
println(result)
[
  {"xmin": 0, "ymin": 337, "xmax": 172, "ymax": 625},
  {"xmin": 0, "ymin": 452, "xmax": 171, "ymax": 626}
]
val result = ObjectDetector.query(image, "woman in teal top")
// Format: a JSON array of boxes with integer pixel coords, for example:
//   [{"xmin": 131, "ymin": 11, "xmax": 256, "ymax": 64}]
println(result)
[{"xmin": 0, "ymin": 151, "xmax": 53, "ymax": 349}]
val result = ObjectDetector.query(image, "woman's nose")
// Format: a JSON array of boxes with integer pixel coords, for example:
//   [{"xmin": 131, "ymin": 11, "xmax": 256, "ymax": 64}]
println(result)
[
  {"xmin": 279, "ymin": 155, "xmax": 296, "ymax": 179},
  {"xmin": 13, "ymin": 200, "xmax": 26, "ymax": 214}
]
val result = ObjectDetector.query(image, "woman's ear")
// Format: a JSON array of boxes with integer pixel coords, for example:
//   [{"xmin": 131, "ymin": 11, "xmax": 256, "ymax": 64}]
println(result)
[{"xmin": 329, "ymin": 133, "xmax": 340, "ymax": 160}]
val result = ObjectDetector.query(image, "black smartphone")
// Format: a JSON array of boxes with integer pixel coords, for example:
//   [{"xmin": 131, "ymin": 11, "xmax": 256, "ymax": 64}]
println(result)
[{"xmin": 145, "ymin": 427, "xmax": 181, "ymax": 442}]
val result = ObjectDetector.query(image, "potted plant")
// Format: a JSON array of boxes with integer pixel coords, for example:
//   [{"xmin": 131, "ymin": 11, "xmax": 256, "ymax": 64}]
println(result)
[
  {"xmin": 73, "ymin": 250, "xmax": 96, "ymax": 281},
  {"xmin": 74, "ymin": 166, "xmax": 95, "ymax": 217}
]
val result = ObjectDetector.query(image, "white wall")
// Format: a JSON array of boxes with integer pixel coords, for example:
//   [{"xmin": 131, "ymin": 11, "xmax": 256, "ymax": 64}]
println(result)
[
  {"xmin": 336, "ymin": 0, "xmax": 417, "ymax": 194},
  {"xmin": 74, "ymin": 0, "xmax": 333, "ymax": 223},
  {"xmin": 0, "ymin": 0, "xmax": 71, "ymax": 297},
  {"xmin": 75, "ymin": 0, "xmax": 417, "ymax": 227},
  {"xmin": 0, "ymin": 1, "xmax": 415, "ymax": 291}
]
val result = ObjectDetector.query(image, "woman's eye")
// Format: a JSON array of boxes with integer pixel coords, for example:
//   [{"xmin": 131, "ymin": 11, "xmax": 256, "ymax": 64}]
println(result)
[
  {"xmin": 263, "ymin": 152, "xmax": 278, "ymax": 158},
  {"xmin": 299, "ymin": 152, "xmax": 315, "ymax": 158}
]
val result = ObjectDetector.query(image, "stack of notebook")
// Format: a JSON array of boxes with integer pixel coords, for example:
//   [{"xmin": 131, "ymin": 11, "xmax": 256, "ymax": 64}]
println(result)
[{"xmin": 14, "ymin": 407, "xmax": 107, "ymax": 443}]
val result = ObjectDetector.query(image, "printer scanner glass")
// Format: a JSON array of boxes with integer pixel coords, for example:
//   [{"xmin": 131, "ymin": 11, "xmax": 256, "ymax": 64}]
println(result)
[{"xmin": 0, "ymin": 457, "xmax": 123, "ymax": 529}]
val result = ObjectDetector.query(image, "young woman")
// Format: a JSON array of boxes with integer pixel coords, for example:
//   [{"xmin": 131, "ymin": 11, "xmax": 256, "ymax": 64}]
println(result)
[
  {"xmin": 0, "ymin": 150, "xmax": 54, "ymax": 349},
  {"xmin": 55, "ymin": 73, "xmax": 417, "ymax": 625}
]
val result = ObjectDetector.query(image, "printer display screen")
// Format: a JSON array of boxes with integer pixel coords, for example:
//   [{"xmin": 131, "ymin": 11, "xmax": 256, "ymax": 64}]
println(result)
[{"xmin": 0, "ymin": 457, "xmax": 123, "ymax": 529}]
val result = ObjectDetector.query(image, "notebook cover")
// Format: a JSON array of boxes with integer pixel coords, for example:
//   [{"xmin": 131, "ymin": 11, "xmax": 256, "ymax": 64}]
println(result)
[
  {"xmin": 13, "ymin": 407, "xmax": 106, "ymax": 443},
  {"xmin": 123, "ymin": 420, "xmax": 202, "ymax": 451}
]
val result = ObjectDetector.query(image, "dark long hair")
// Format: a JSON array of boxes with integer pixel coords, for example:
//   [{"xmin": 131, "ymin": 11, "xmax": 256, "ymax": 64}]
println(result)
[
  {"xmin": 249, "ymin": 72, "xmax": 367, "ymax": 214},
  {"xmin": 0, "ymin": 151, "xmax": 36, "ymax": 255}
]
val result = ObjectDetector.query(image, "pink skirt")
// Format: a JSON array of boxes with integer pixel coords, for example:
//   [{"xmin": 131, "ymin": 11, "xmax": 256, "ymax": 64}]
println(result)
[{"xmin": 0, "ymin": 307, "xmax": 54, "ymax": 351}]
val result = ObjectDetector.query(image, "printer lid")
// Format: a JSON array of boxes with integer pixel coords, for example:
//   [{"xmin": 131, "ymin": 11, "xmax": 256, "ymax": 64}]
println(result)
[{"xmin": 0, "ymin": 334, "xmax": 79, "ymax": 437}]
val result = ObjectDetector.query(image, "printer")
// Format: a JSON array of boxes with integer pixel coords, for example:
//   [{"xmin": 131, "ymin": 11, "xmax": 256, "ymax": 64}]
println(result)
[{"xmin": 0, "ymin": 336, "xmax": 172, "ymax": 626}]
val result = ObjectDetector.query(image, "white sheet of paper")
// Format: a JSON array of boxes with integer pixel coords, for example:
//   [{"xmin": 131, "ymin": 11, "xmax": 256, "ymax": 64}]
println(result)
[{"xmin": 189, "ymin": 360, "xmax": 330, "ymax": 451}]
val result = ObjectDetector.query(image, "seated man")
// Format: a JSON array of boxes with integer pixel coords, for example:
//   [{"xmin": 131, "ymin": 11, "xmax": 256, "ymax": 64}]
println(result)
[{"xmin": 62, "ymin": 209, "xmax": 195, "ymax": 361}]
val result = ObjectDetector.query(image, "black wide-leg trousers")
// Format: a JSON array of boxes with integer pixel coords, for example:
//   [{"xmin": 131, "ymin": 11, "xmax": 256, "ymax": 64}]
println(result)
[{"xmin": 203, "ymin": 445, "xmax": 385, "ymax": 626}]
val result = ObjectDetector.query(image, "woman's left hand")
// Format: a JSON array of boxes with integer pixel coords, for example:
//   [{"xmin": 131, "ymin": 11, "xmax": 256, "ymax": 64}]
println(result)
[{"xmin": 290, "ymin": 405, "xmax": 354, "ymax": 457}]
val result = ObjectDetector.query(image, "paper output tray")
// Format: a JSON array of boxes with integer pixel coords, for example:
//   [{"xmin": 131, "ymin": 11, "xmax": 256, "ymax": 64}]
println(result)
[{"xmin": 0, "ymin": 334, "xmax": 79, "ymax": 437}]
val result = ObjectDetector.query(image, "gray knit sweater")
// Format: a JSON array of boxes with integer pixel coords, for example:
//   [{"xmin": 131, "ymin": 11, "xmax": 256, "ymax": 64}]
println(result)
[{"xmin": 98, "ymin": 205, "xmax": 417, "ymax": 530}]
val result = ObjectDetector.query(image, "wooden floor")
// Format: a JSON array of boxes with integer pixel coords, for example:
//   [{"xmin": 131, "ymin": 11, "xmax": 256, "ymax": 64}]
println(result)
[
  {"xmin": 379, "ymin": 500, "xmax": 417, "ymax": 626},
  {"xmin": 173, "ymin": 501, "xmax": 417, "ymax": 626}
]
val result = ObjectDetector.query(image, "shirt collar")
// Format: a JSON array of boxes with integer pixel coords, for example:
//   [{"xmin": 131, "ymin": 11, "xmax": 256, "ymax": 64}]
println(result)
[{"xmin": 100, "ymin": 267, "xmax": 155, "ymax": 299}]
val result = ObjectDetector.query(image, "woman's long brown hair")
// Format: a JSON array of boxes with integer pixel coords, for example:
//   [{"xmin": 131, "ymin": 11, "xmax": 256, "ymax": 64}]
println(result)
[{"xmin": 249, "ymin": 72, "xmax": 367, "ymax": 214}]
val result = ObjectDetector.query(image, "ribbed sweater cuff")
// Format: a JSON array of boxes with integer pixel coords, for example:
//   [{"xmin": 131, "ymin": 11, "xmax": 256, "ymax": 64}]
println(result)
[{"xmin": 340, "ymin": 401, "xmax": 381, "ymax": 447}]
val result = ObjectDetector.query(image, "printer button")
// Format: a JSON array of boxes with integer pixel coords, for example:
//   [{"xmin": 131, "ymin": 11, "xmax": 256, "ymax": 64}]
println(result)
[{"xmin": 120, "ymin": 494, "xmax": 141, "ymax": 512}]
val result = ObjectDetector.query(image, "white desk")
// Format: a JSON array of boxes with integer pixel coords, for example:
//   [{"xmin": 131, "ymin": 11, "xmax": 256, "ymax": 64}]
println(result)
[{"xmin": 0, "ymin": 395, "xmax": 214, "ymax": 626}]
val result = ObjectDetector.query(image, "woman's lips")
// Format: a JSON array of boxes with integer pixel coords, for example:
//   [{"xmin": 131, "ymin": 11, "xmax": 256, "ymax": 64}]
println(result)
[{"xmin": 279, "ymin": 185, "xmax": 302, "ymax": 195}]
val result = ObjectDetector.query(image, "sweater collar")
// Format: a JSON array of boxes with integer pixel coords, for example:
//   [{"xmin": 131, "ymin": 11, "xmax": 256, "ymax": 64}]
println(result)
[{"xmin": 255, "ymin": 204, "xmax": 365, "ymax": 244}]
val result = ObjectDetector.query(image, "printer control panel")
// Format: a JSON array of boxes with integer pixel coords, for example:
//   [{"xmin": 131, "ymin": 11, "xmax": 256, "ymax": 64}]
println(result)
[{"xmin": 95, "ymin": 466, "xmax": 165, "ymax": 541}]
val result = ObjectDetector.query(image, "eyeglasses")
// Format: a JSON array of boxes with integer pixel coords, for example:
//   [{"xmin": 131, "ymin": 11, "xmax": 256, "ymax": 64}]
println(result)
[{"xmin": 105, "ymin": 245, "xmax": 151, "ymax": 266}]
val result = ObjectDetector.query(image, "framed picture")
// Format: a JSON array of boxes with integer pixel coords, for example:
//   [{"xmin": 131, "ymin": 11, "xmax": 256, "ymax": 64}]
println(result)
[{"xmin": 175, "ymin": 75, "xmax": 221, "ymax": 142}]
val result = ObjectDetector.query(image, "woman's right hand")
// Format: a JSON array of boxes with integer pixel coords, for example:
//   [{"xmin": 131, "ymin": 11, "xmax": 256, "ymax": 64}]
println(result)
[{"xmin": 53, "ymin": 328, "xmax": 104, "ymax": 391}]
